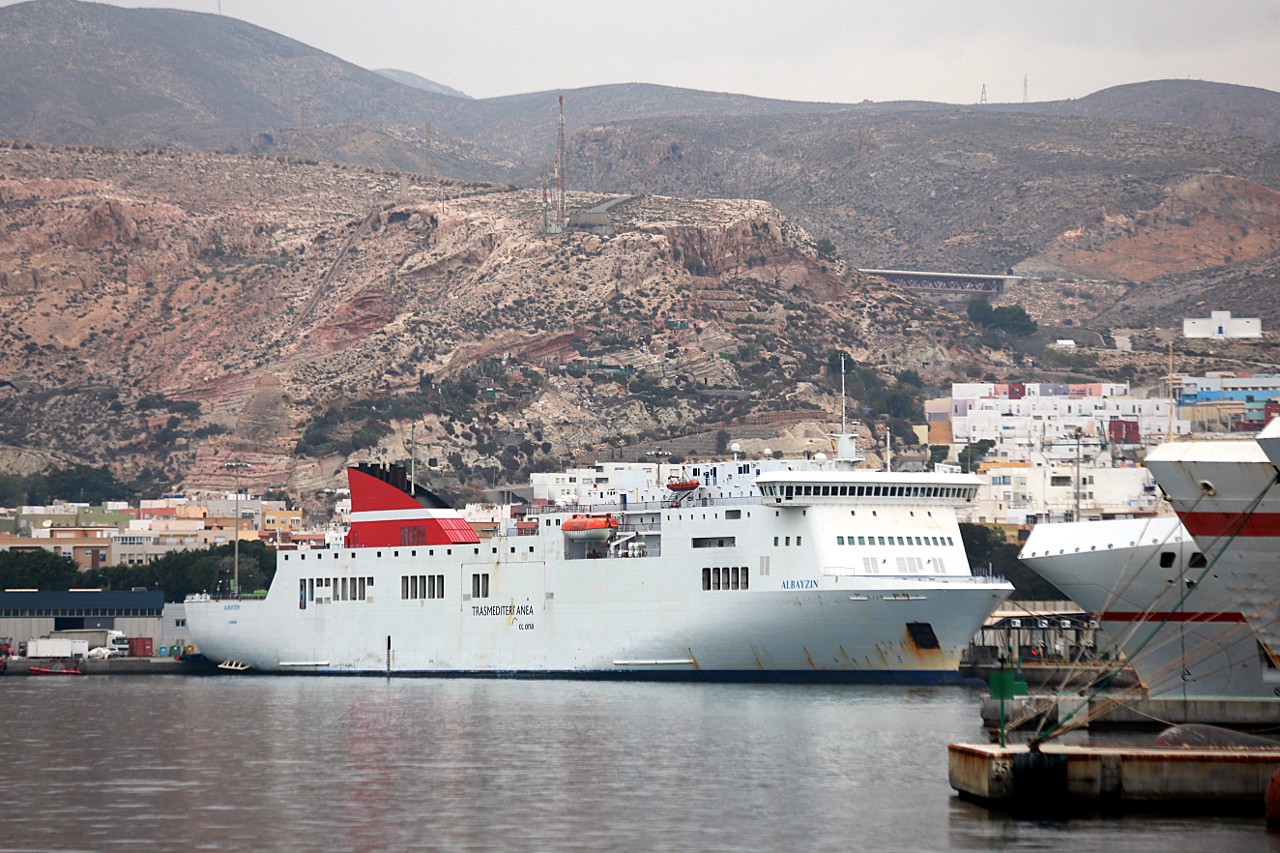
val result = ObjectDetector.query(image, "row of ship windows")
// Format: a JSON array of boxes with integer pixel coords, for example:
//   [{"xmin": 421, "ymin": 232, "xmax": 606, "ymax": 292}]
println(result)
[
  {"xmin": 0, "ymin": 609, "xmax": 161, "ymax": 617},
  {"xmin": 759, "ymin": 484, "xmax": 976, "ymax": 500},
  {"xmin": 399, "ymin": 573, "xmax": 493, "ymax": 600},
  {"xmin": 300, "ymin": 576, "xmax": 373, "ymax": 607},
  {"xmin": 837, "ymin": 535, "xmax": 955, "ymax": 547},
  {"xmin": 702, "ymin": 566, "xmax": 749, "ymax": 591},
  {"xmin": 403, "ymin": 574, "xmax": 445, "ymax": 600}
]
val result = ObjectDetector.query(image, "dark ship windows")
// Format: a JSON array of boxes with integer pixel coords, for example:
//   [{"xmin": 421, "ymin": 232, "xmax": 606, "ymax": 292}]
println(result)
[
  {"xmin": 402, "ymin": 574, "xmax": 443, "ymax": 600},
  {"xmin": 702, "ymin": 567, "xmax": 748, "ymax": 591},
  {"xmin": 472, "ymin": 573, "xmax": 490, "ymax": 599}
]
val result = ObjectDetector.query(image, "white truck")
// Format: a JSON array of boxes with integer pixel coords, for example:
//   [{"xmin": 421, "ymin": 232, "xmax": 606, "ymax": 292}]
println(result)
[
  {"xmin": 25, "ymin": 637, "xmax": 91, "ymax": 659},
  {"xmin": 49, "ymin": 629, "xmax": 129, "ymax": 657}
]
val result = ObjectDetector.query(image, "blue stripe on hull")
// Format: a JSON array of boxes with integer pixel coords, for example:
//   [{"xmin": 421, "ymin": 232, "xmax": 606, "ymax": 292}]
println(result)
[{"xmin": 247, "ymin": 668, "xmax": 982, "ymax": 686}]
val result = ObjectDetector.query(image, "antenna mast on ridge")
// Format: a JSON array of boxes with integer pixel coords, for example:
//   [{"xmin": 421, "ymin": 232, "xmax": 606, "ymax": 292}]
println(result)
[
  {"xmin": 546, "ymin": 95, "xmax": 567, "ymax": 234},
  {"xmin": 556, "ymin": 94, "xmax": 567, "ymax": 228}
]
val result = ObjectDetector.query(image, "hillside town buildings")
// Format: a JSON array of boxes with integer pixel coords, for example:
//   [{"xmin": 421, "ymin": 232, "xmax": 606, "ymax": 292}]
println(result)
[
  {"xmin": 928, "ymin": 382, "xmax": 1185, "ymax": 464},
  {"xmin": 0, "ymin": 494, "xmax": 276, "ymax": 570}
]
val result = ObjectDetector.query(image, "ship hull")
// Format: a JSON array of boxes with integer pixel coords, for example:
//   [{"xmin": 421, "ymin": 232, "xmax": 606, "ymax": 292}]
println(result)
[
  {"xmin": 1145, "ymin": 426, "xmax": 1280, "ymax": 669},
  {"xmin": 1021, "ymin": 517, "xmax": 1276, "ymax": 698},
  {"xmin": 186, "ymin": 558, "xmax": 1007, "ymax": 682}
]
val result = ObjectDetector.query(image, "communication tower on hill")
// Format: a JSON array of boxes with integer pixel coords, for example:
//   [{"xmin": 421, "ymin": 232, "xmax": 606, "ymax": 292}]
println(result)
[
  {"xmin": 979, "ymin": 84, "xmax": 988, "ymax": 105},
  {"xmin": 423, "ymin": 118, "xmax": 441, "ymax": 204},
  {"xmin": 296, "ymin": 101, "xmax": 315, "ymax": 159},
  {"xmin": 546, "ymin": 95, "xmax": 567, "ymax": 234}
]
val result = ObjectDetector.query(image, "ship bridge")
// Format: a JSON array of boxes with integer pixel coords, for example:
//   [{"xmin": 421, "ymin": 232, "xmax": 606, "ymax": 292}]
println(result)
[{"xmin": 755, "ymin": 471, "xmax": 980, "ymax": 508}]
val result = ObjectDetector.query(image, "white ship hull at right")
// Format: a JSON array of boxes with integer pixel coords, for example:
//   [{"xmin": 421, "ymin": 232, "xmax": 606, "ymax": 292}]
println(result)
[
  {"xmin": 1145, "ymin": 419, "xmax": 1280, "ymax": 688},
  {"xmin": 1021, "ymin": 516, "xmax": 1276, "ymax": 698}
]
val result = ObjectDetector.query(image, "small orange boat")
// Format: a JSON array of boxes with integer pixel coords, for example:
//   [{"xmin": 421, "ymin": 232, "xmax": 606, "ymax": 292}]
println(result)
[
  {"xmin": 666, "ymin": 478, "xmax": 700, "ymax": 492},
  {"xmin": 562, "ymin": 514, "xmax": 618, "ymax": 541},
  {"xmin": 28, "ymin": 662, "xmax": 85, "ymax": 676}
]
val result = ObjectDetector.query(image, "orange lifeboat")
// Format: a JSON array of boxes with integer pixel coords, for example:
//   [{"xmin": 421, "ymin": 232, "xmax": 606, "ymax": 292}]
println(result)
[
  {"xmin": 561, "ymin": 514, "xmax": 618, "ymax": 541},
  {"xmin": 666, "ymin": 478, "xmax": 700, "ymax": 492}
]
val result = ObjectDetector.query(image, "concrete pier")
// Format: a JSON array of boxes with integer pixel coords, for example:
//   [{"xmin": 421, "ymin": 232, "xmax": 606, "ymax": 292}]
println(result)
[
  {"xmin": 2, "ymin": 656, "xmax": 217, "ymax": 676},
  {"xmin": 981, "ymin": 694, "xmax": 1280, "ymax": 732},
  {"xmin": 950, "ymin": 741, "xmax": 1280, "ymax": 814}
]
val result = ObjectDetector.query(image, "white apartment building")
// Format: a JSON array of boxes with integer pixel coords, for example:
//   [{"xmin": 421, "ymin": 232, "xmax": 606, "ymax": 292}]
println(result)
[
  {"xmin": 961, "ymin": 462, "xmax": 1162, "ymax": 526},
  {"xmin": 111, "ymin": 518, "xmax": 252, "ymax": 565},
  {"xmin": 947, "ymin": 382, "xmax": 1186, "ymax": 464}
]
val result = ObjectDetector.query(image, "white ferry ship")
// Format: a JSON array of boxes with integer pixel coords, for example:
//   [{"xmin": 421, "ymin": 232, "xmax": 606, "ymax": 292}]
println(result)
[
  {"xmin": 1020, "ymin": 516, "xmax": 1276, "ymax": 697},
  {"xmin": 185, "ymin": 433, "xmax": 1012, "ymax": 681},
  {"xmin": 1144, "ymin": 418, "xmax": 1280, "ymax": 680}
]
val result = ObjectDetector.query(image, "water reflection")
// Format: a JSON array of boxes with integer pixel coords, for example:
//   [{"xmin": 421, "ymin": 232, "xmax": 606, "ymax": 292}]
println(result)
[{"xmin": 0, "ymin": 679, "xmax": 1270, "ymax": 852}]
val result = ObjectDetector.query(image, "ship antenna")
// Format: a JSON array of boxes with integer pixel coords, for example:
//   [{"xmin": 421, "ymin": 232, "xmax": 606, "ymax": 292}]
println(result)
[
  {"xmin": 829, "ymin": 355, "xmax": 863, "ymax": 469},
  {"xmin": 840, "ymin": 355, "xmax": 847, "ymax": 435}
]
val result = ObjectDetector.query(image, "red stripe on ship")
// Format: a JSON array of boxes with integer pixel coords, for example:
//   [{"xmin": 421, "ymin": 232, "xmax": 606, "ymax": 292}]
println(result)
[
  {"xmin": 1103, "ymin": 611, "xmax": 1248, "ymax": 624},
  {"xmin": 1177, "ymin": 511, "xmax": 1280, "ymax": 539}
]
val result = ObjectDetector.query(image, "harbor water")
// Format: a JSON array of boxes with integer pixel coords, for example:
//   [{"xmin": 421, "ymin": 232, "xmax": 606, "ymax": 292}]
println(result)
[{"xmin": 1, "ymin": 678, "xmax": 1275, "ymax": 852}]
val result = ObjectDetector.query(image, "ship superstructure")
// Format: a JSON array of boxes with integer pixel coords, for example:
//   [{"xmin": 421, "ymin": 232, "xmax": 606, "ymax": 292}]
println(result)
[{"xmin": 186, "ymin": 434, "xmax": 1012, "ymax": 681}]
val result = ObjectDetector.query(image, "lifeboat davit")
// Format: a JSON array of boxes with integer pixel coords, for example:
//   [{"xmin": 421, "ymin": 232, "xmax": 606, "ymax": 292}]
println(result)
[
  {"xmin": 561, "ymin": 514, "xmax": 618, "ymax": 541},
  {"xmin": 666, "ymin": 478, "xmax": 700, "ymax": 492}
]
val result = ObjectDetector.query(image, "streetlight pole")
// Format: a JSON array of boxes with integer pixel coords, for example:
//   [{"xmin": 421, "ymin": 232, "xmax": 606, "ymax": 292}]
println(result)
[
  {"xmin": 1073, "ymin": 428, "xmax": 1082, "ymax": 522},
  {"xmin": 224, "ymin": 461, "xmax": 250, "ymax": 596}
]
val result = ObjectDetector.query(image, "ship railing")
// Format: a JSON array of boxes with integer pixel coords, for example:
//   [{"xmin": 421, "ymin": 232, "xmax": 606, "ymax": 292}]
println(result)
[
  {"xmin": 617, "ymin": 521, "xmax": 661, "ymax": 533},
  {"xmin": 855, "ymin": 574, "xmax": 1010, "ymax": 585},
  {"xmin": 525, "ymin": 495, "xmax": 762, "ymax": 515},
  {"xmin": 185, "ymin": 589, "xmax": 268, "ymax": 602}
]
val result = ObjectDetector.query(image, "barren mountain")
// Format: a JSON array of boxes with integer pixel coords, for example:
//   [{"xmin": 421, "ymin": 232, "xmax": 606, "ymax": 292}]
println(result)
[
  {"xmin": 6, "ymin": 0, "xmax": 1280, "ymax": 330},
  {"xmin": 3, "ymin": 0, "xmax": 1280, "ymax": 492},
  {"xmin": 992, "ymin": 80, "xmax": 1280, "ymax": 145}
]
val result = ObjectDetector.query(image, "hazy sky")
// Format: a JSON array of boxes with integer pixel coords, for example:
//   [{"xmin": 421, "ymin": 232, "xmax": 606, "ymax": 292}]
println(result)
[{"xmin": 24, "ymin": 0, "xmax": 1280, "ymax": 103}]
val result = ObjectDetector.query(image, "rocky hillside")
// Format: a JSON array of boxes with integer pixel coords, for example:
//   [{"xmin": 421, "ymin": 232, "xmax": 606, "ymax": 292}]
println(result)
[
  {"xmin": 571, "ymin": 108, "xmax": 1280, "ymax": 324},
  {"xmin": 0, "ymin": 142, "xmax": 996, "ymax": 493}
]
